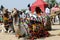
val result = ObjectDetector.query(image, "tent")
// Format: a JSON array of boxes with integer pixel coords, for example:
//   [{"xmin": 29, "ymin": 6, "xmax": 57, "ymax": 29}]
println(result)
[{"xmin": 31, "ymin": 0, "xmax": 48, "ymax": 13}]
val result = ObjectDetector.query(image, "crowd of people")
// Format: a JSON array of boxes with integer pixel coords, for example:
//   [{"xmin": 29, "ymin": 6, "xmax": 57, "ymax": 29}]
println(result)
[
  {"xmin": 0, "ymin": 5, "xmax": 51, "ymax": 39},
  {"xmin": 0, "ymin": 3, "xmax": 60, "ymax": 39}
]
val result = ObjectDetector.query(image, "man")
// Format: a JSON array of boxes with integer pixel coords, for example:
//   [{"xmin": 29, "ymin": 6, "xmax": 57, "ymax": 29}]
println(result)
[
  {"xmin": 51, "ymin": 3, "xmax": 60, "ymax": 24},
  {"xmin": 8, "ymin": 13, "xmax": 15, "ymax": 33},
  {"xmin": 0, "ymin": 10, "xmax": 3, "ymax": 23},
  {"xmin": 58, "ymin": 7, "xmax": 60, "ymax": 24},
  {"xmin": 3, "ymin": 8, "xmax": 9, "ymax": 33},
  {"xmin": 45, "ymin": 5, "xmax": 51, "ymax": 30},
  {"xmin": 45, "ymin": 5, "xmax": 50, "ymax": 16}
]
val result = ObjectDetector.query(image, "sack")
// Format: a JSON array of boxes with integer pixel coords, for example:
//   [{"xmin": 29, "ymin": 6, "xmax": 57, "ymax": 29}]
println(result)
[{"xmin": 3, "ymin": 17, "xmax": 9, "ymax": 21}]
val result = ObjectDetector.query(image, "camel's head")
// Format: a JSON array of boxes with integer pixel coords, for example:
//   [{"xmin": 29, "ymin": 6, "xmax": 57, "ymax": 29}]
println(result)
[
  {"xmin": 11, "ymin": 8, "xmax": 19, "ymax": 17},
  {"xmin": 3, "ymin": 8, "xmax": 8, "ymax": 14}
]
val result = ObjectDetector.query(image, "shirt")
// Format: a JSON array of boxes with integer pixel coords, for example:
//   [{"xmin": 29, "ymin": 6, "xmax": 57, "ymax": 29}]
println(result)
[
  {"xmin": 19, "ymin": 13, "xmax": 26, "ymax": 19},
  {"xmin": 45, "ymin": 8, "xmax": 50, "ymax": 14}
]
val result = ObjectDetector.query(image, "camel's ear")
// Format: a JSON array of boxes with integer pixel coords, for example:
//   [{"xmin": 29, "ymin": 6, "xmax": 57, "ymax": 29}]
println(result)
[
  {"xmin": 0, "ymin": 5, "xmax": 4, "ymax": 11},
  {"xmin": 0, "ymin": 8, "xmax": 1, "ymax": 10},
  {"xmin": 27, "ymin": 4, "xmax": 30, "ymax": 7}
]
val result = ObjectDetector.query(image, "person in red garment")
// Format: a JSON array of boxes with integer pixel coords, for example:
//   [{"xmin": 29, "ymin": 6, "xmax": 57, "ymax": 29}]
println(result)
[{"xmin": 29, "ymin": 7, "xmax": 50, "ymax": 39}]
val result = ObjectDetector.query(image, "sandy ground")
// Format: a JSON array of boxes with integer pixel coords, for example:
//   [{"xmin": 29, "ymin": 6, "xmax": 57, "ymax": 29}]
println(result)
[{"xmin": 0, "ymin": 23, "xmax": 60, "ymax": 40}]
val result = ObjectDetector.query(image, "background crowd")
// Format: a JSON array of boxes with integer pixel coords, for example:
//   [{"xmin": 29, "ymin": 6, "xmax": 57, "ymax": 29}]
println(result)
[{"xmin": 0, "ymin": 0, "xmax": 60, "ymax": 39}]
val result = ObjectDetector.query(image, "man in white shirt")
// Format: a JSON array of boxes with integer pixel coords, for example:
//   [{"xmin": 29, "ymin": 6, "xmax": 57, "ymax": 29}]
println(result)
[{"xmin": 45, "ymin": 6, "xmax": 50, "ymax": 16}]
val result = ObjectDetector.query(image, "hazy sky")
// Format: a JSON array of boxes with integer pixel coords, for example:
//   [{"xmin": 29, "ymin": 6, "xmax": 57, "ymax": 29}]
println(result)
[{"xmin": 0, "ymin": 0, "xmax": 60, "ymax": 10}]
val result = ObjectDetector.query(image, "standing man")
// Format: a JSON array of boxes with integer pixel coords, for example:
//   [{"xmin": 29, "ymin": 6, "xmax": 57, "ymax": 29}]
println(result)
[
  {"xmin": 45, "ymin": 5, "xmax": 51, "ymax": 30},
  {"xmin": 8, "ymin": 13, "xmax": 15, "ymax": 33},
  {"xmin": 3, "ymin": 9, "xmax": 9, "ymax": 33},
  {"xmin": 45, "ymin": 5, "xmax": 50, "ymax": 16},
  {"xmin": 58, "ymin": 6, "xmax": 60, "ymax": 24}
]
